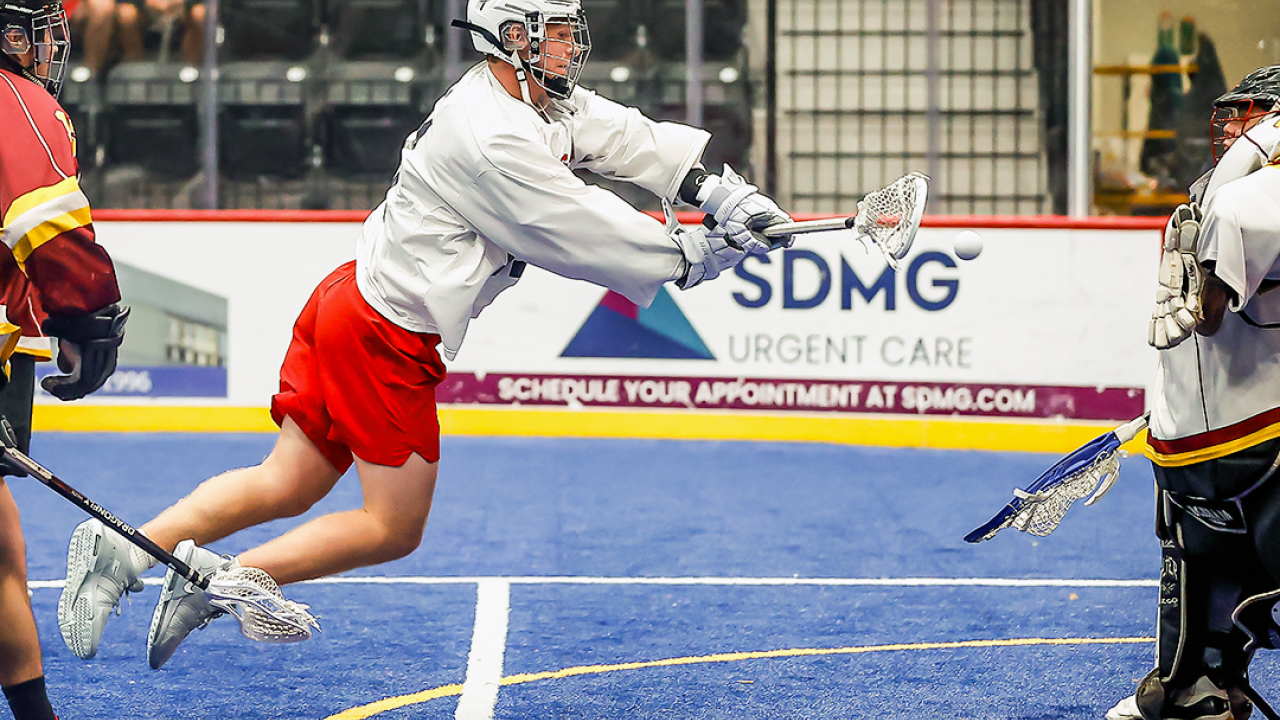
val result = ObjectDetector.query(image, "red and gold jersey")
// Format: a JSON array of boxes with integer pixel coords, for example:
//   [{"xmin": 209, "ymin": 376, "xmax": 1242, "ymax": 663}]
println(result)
[{"xmin": 0, "ymin": 66, "xmax": 119, "ymax": 322}]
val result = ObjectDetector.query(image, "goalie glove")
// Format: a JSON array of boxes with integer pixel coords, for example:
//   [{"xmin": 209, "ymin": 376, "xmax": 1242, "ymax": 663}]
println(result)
[
  {"xmin": 41, "ymin": 303, "xmax": 129, "ymax": 401},
  {"xmin": 1149, "ymin": 203, "xmax": 1205, "ymax": 350},
  {"xmin": 694, "ymin": 164, "xmax": 793, "ymax": 255},
  {"xmin": 664, "ymin": 199, "xmax": 746, "ymax": 290}
]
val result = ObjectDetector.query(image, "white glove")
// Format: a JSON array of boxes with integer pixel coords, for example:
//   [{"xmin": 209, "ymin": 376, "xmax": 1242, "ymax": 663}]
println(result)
[
  {"xmin": 695, "ymin": 164, "xmax": 793, "ymax": 255},
  {"xmin": 664, "ymin": 199, "xmax": 745, "ymax": 290},
  {"xmin": 1149, "ymin": 203, "xmax": 1204, "ymax": 350}
]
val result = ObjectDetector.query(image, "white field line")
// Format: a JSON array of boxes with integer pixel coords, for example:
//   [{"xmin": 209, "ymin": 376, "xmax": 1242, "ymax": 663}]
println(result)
[
  {"xmin": 454, "ymin": 579, "xmax": 511, "ymax": 720},
  {"xmin": 27, "ymin": 575, "xmax": 1159, "ymax": 590}
]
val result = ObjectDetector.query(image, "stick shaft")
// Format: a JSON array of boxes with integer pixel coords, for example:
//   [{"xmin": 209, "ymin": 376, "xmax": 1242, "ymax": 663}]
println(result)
[
  {"xmin": 5, "ymin": 447, "xmax": 209, "ymax": 589},
  {"xmin": 762, "ymin": 216, "xmax": 856, "ymax": 238}
]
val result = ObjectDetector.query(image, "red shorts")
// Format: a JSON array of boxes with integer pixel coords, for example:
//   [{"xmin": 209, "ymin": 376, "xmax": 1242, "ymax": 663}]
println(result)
[{"xmin": 271, "ymin": 261, "xmax": 446, "ymax": 473}]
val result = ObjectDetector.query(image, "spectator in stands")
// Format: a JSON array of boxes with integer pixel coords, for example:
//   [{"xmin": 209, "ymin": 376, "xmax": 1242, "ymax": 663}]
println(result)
[
  {"xmin": 116, "ymin": 0, "xmax": 203, "ymax": 64},
  {"xmin": 66, "ymin": 0, "xmax": 117, "ymax": 75}
]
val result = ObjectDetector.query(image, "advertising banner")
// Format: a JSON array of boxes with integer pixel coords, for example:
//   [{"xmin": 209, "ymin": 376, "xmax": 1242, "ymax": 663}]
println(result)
[
  {"xmin": 445, "ymin": 226, "xmax": 1157, "ymax": 422},
  {"xmin": 66, "ymin": 220, "xmax": 1159, "ymax": 425}
]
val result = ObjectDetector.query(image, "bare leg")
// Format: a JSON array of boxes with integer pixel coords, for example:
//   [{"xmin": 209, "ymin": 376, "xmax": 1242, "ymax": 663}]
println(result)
[
  {"xmin": 77, "ymin": 0, "xmax": 117, "ymax": 74},
  {"xmin": 179, "ymin": 3, "xmax": 204, "ymax": 65},
  {"xmin": 0, "ymin": 480, "xmax": 43, "ymax": 687},
  {"xmin": 141, "ymin": 414, "xmax": 437, "ymax": 585},
  {"xmin": 115, "ymin": 3, "xmax": 145, "ymax": 62},
  {"xmin": 237, "ymin": 452, "xmax": 438, "ymax": 585},
  {"xmin": 140, "ymin": 417, "xmax": 343, "ymax": 554}
]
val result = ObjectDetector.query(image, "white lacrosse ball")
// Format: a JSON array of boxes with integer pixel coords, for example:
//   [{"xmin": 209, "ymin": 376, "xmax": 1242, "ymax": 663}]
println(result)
[{"xmin": 953, "ymin": 230, "xmax": 983, "ymax": 261}]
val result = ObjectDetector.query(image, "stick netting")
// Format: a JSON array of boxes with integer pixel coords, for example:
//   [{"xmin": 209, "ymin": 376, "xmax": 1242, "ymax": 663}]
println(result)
[
  {"xmin": 206, "ymin": 566, "xmax": 319, "ymax": 644},
  {"xmin": 855, "ymin": 171, "xmax": 929, "ymax": 269},
  {"xmin": 1005, "ymin": 450, "xmax": 1127, "ymax": 538}
]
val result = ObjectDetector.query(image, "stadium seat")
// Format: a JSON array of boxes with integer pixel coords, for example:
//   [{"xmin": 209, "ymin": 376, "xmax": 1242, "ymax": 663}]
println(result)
[
  {"xmin": 654, "ymin": 62, "xmax": 752, "ymax": 171},
  {"xmin": 102, "ymin": 62, "xmax": 201, "ymax": 178},
  {"xmin": 217, "ymin": 62, "xmax": 310, "ymax": 179},
  {"xmin": 647, "ymin": 0, "xmax": 746, "ymax": 62},
  {"xmin": 318, "ymin": 61, "xmax": 436, "ymax": 178},
  {"xmin": 220, "ymin": 0, "xmax": 319, "ymax": 61},
  {"xmin": 326, "ymin": 0, "xmax": 428, "ymax": 60},
  {"xmin": 58, "ymin": 65, "xmax": 104, "ymax": 169},
  {"xmin": 580, "ymin": 0, "xmax": 646, "ymax": 62}
]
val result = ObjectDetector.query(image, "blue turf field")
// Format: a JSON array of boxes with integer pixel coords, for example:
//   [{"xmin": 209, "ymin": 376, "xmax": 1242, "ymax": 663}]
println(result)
[{"xmin": 11, "ymin": 432, "xmax": 1277, "ymax": 719}]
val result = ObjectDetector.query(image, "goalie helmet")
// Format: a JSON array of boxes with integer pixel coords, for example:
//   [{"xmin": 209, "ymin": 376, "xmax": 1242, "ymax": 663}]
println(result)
[
  {"xmin": 0, "ymin": 0, "xmax": 68, "ymax": 97},
  {"xmin": 458, "ymin": 0, "xmax": 590, "ymax": 100},
  {"xmin": 1211, "ymin": 64, "xmax": 1280, "ymax": 161}
]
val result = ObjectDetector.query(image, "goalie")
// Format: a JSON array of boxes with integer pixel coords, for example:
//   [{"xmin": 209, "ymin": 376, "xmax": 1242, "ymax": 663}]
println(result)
[
  {"xmin": 1108, "ymin": 65, "xmax": 1280, "ymax": 720},
  {"xmin": 56, "ymin": 0, "xmax": 794, "ymax": 669}
]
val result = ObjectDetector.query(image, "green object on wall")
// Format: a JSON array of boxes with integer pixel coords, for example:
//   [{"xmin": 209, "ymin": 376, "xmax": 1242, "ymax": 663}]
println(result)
[{"xmin": 1179, "ymin": 16, "xmax": 1197, "ymax": 55}]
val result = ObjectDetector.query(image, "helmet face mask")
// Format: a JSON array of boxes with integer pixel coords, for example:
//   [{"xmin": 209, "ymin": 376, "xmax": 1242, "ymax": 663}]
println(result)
[
  {"xmin": 1211, "ymin": 65, "xmax": 1280, "ymax": 162},
  {"xmin": 0, "ymin": 0, "xmax": 69, "ymax": 97},
  {"xmin": 464, "ymin": 0, "xmax": 591, "ymax": 101}
]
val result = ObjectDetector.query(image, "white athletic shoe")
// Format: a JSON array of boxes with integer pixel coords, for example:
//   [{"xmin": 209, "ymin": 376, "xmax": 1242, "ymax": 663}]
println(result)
[
  {"xmin": 146, "ymin": 540, "xmax": 234, "ymax": 670},
  {"xmin": 1105, "ymin": 694, "xmax": 1141, "ymax": 720},
  {"xmin": 58, "ymin": 519, "xmax": 150, "ymax": 659}
]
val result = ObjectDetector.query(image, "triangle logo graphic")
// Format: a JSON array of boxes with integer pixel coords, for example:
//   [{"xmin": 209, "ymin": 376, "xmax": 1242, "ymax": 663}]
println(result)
[{"xmin": 561, "ymin": 287, "xmax": 715, "ymax": 360}]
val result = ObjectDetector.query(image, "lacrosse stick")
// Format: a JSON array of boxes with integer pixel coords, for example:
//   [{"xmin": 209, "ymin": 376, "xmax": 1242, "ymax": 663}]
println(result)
[
  {"xmin": 4, "ymin": 441, "xmax": 318, "ymax": 643},
  {"xmin": 764, "ymin": 171, "xmax": 930, "ymax": 270},
  {"xmin": 1231, "ymin": 590, "xmax": 1280, "ymax": 720},
  {"xmin": 964, "ymin": 413, "xmax": 1150, "ymax": 543}
]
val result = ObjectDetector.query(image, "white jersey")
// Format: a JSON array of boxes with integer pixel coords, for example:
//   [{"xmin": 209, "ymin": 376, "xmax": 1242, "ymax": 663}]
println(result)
[
  {"xmin": 354, "ymin": 63, "xmax": 711, "ymax": 360},
  {"xmin": 1148, "ymin": 116, "xmax": 1280, "ymax": 466}
]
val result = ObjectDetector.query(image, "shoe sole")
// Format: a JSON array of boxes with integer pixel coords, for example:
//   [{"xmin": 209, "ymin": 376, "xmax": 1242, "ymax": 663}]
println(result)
[{"xmin": 58, "ymin": 522, "xmax": 105, "ymax": 660}]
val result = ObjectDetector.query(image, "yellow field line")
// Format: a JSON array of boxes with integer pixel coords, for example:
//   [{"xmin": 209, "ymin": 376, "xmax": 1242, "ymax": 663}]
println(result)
[{"xmin": 322, "ymin": 636, "xmax": 1155, "ymax": 719}]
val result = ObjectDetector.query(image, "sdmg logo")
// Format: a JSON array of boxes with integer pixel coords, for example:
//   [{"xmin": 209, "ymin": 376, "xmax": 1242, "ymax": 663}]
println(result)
[{"xmin": 732, "ymin": 250, "xmax": 960, "ymax": 311}]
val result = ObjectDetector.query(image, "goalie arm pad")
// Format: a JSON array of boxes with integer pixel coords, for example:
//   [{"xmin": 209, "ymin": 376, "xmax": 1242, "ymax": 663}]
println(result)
[
  {"xmin": 679, "ymin": 165, "xmax": 792, "ymax": 255},
  {"xmin": 1149, "ymin": 203, "xmax": 1207, "ymax": 350},
  {"xmin": 40, "ymin": 303, "xmax": 129, "ymax": 401}
]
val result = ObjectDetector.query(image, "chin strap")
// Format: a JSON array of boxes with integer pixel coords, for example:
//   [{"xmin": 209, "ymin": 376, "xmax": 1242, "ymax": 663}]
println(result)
[{"xmin": 514, "ymin": 65, "xmax": 535, "ymax": 106}]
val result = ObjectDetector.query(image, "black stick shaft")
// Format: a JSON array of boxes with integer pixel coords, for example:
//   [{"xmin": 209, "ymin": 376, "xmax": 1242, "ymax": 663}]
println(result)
[{"xmin": 6, "ymin": 447, "xmax": 210, "ymax": 590}]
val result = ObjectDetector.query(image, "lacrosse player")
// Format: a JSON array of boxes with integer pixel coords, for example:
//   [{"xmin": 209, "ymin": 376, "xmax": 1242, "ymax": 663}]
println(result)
[
  {"xmin": 58, "ymin": 0, "xmax": 793, "ymax": 669},
  {"xmin": 0, "ymin": 0, "xmax": 130, "ymax": 715},
  {"xmin": 1107, "ymin": 65, "xmax": 1280, "ymax": 720}
]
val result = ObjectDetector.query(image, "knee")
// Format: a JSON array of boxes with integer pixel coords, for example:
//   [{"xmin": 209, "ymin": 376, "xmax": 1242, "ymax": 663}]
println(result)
[
  {"xmin": 373, "ymin": 518, "xmax": 426, "ymax": 562},
  {"xmin": 116, "ymin": 4, "xmax": 138, "ymax": 25}
]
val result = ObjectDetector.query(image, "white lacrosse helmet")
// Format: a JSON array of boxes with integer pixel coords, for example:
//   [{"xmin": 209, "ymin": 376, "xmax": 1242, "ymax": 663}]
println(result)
[{"xmin": 457, "ymin": 0, "xmax": 591, "ymax": 100}]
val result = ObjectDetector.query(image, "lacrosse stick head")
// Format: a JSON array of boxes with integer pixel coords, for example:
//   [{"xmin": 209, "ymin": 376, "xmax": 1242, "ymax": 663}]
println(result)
[
  {"xmin": 204, "ymin": 566, "xmax": 319, "ymax": 643},
  {"xmin": 854, "ymin": 171, "xmax": 929, "ymax": 270},
  {"xmin": 963, "ymin": 419, "xmax": 1145, "ymax": 543}
]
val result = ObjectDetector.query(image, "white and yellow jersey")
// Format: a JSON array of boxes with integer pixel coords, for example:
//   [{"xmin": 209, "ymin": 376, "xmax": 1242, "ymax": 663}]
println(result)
[
  {"xmin": 1149, "ymin": 117, "xmax": 1280, "ymax": 466},
  {"xmin": 354, "ymin": 63, "xmax": 710, "ymax": 360}
]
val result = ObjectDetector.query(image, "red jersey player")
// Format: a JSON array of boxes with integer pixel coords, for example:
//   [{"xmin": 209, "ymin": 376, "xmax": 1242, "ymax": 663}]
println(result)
[{"xmin": 1, "ymin": 0, "xmax": 128, "ymax": 716}]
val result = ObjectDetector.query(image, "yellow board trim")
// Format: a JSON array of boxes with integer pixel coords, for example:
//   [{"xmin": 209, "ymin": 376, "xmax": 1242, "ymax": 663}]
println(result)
[
  {"xmin": 31, "ymin": 404, "xmax": 1149, "ymax": 455},
  {"xmin": 1145, "ymin": 423, "xmax": 1280, "ymax": 467}
]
